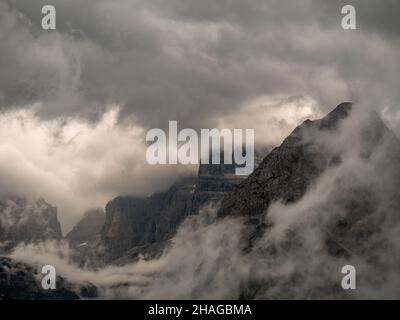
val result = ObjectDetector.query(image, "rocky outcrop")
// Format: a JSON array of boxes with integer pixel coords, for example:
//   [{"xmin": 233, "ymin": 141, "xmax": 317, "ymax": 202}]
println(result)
[
  {"xmin": 214, "ymin": 102, "xmax": 400, "ymax": 298},
  {"xmin": 218, "ymin": 102, "xmax": 353, "ymax": 219},
  {"xmin": 65, "ymin": 209, "xmax": 106, "ymax": 267},
  {"xmin": 191, "ymin": 148, "xmax": 269, "ymax": 213},
  {"xmin": 101, "ymin": 148, "xmax": 269, "ymax": 262},
  {"xmin": 0, "ymin": 195, "xmax": 62, "ymax": 252},
  {"xmin": 191, "ymin": 158, "xmax": 247, "ymax": 213},
  {"xmin": 66, "ymin": 209, "xmax": 105, "ymax": 246},
  {"xmin": 101, "ymin": 178, "xmax": 196, "ymax": 261}
]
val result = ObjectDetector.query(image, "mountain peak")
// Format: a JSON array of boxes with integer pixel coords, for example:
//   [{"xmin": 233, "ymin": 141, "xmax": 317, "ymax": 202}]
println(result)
[
  {"xmin": 316, "ymin": 102, "xmax": 352, "ymax": 130},
  {"xmin": 330, "ymin": 101, "xmax": 352, "ymax": 116},
  {"xmin": 217, "ymin": 102, "xmax": 359, "ymax": 219}
]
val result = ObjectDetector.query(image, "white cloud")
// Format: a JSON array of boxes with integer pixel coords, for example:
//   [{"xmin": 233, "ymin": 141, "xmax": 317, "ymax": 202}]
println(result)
[{"xmin": 0, "ymin": 106, "xmax": 194, "ymax": 232}]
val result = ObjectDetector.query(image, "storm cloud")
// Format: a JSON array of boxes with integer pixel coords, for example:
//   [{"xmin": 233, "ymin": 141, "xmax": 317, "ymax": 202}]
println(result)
[{"xmin": 1, "ymin": 0, "xmax": 399, "ymax": 128}]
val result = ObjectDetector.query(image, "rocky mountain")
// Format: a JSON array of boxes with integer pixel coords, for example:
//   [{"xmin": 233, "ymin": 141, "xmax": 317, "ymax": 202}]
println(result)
[
  {"xmin": 64, "ymin": 209, "xmax": 106, "ymax": 267},
  {"xmin": 218, "ymin": 102, "xmax": 396, "ymax": 251},
  {"xmin": 2, "ymin": 102, "xmax": 399, "ymax": 299},
  {"xmin": 100, "ymin": 150, "xmax": 268, "ymax": 262},
  {"xmin": 213, "ymin": 102, "xmax": 400, "ymax": 298},
  {"xmin": 191, "ymin": 157, "xmax": 247, "ymax": 214},
  {"xmin": 192, "ymin": 149, "xmax": 268, "ymax": 214},
  {"xmin": 0, "ymin": 195, "xmax": 62, "ymax": 253},
  {"xmin": 66, "ymin": 209, "xmax": 105, "ymax": 246},
  {"xmin": 218, "ymin": 102, "xmax": 354, "ymax": 219},
  {"xmin": 101, "ymin": 177, "xmax": 197, "ymax": 261}
]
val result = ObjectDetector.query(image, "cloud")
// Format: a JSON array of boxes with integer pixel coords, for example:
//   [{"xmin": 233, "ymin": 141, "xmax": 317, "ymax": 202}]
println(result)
[
  {"xmin": 9, "ymin": 207, "xmax": 251, "ymax": 299},
  {"xmin": 217, "ymin": 94, "xmax": 322, "ymax": 147},
  {"xmin": 0, "ymin": 0, "xmax": 399, "ymax": 130},
  {"xmin": 0, "ymin": 106, "xmax": 194, "ymax": 232}
]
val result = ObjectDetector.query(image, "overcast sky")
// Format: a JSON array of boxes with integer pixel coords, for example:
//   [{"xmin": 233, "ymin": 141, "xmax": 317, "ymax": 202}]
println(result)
[{"xmin": 0, "ymin": 0, "xmax": 399, "ymax": 231}]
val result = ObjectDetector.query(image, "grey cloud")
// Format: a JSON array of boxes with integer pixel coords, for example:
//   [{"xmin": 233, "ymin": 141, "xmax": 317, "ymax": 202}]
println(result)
[
  {"xmin": 313, "ymin": 0, "xmax": 400, "ymax": 39},
  {"xmin": 1, "ymin": 0, "xmax": 399, "ymax": 130}
]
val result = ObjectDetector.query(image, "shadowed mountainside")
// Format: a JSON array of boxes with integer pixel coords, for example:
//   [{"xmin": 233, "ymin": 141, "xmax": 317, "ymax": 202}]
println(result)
[{"xmin": 0, "ymin": 195, "xmax": 62, "ymax": 253}]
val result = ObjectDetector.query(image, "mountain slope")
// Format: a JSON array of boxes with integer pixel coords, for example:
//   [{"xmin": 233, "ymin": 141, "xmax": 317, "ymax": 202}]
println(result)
[
  {"xmin": 101, "ymin": 178, "xmax": 196, "ymax": 261},
  {"xmin": 0, "ymin": 195, "xmax": 62, "ymax": 253},
  {"xmin": 66, "ymin": 209, "xmax": 105, "ymax": 246},
  {"xmin": 101, "ymin": 150, "xmax": 268, "ymax": 263},
  {"xmin": 214, "ymin": 102, "xmax": 400, "ymax": 298},
  {"xmin": 218, "ymin": 102, "xmax": 353, "ymax": 219}
]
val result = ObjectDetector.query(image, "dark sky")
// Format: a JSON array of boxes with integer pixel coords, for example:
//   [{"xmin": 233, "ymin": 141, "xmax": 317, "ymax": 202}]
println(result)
[{"xmin": 1, "ymin": 0, "xmax": 399, "ymax": 128}]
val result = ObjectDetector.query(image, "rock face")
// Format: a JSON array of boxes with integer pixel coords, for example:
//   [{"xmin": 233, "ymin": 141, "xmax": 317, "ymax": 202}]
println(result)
[
  {"xmin": 66, "ymin": 209, "xmax": 105, "ymax": 246},
  {"xmin": 0, "ymin": 195, "xmax": 62, "ymax": 252},
  {"xmin": 101, "ymin": 178, "xmax": 196, "ymax": 261},
  {"xmin": 65, "ymin": 209, "xmax": 106, "ymax": 267},
  {"xmin": 191, "ymin": 159, "xmax": 247, "ymax": 213},
  {"xmin": 192, "ymin": 149, "xmax": 268, "ymax": 213},
  {"xmin": 218, "ymin": 102, "xmax": 353, "ymax": 219},
  {"xmin": 101, "ymin": 150, "xmax": 268, "ymax": 262},
  {"xmin": 0, "ymin": 256, "xmax": 97, "ymax": 300},
  {"xmin": 214, "ymin": 102, "xmax": 400, "ymax": 298}
]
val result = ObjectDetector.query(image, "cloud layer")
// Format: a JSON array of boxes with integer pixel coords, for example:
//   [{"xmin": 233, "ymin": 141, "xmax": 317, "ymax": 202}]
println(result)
[{"xmin": 2, "ymin": 0, "xmax": 400, "ymax": 128}]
